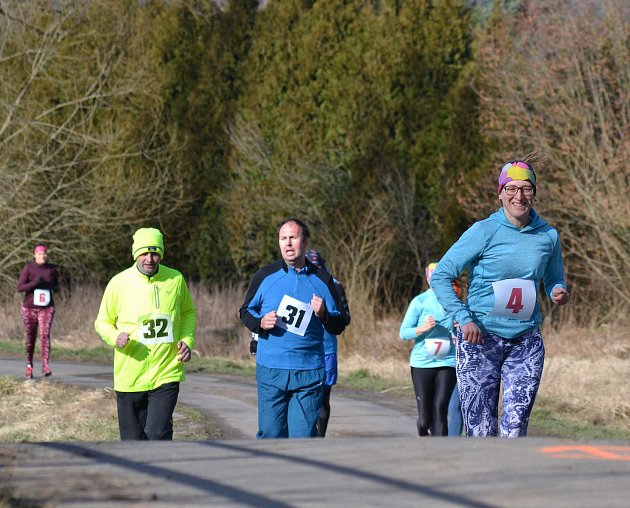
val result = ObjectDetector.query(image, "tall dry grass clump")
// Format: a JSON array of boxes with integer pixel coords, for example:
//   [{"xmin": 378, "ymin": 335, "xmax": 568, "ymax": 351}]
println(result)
[
  {"xmin": 190, "ymin": 283, "xmax": 251, "ymax": 360},
  {"xmin": 0, "ymin": 283, "xmax": 252, "ymax": 357},
  {"xmin": 0, "ymin": 284, "xmax": 109, "ymax": 349},
  {"xmin": 541, "ymin": 317, "xmax": 630, "ymax": 433},
  {"xmin": 51, "ymin": 284, "xmax": 107, "ymax": 348},
  {"xmin": 0, "ymin": 376, "xmax": 119, "ymax": 441}
]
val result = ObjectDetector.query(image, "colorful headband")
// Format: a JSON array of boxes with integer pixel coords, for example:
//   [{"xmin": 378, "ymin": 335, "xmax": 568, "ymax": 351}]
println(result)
[
  {"xmin": 33, "ymin": 245, "xmax": 47, "ymax": 254},
  {"xmin": 497, "ymin": 161, "xmax": 536, "ymax": 194}
]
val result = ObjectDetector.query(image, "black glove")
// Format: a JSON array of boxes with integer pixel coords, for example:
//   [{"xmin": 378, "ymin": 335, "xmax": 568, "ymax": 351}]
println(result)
[
  {"xmin": 35, "ymin": 277, "xmax": 44, "ymax": 286},
  {"xmin": 249, "ymin": 333, "xmax": 258, "ymax": 355}
]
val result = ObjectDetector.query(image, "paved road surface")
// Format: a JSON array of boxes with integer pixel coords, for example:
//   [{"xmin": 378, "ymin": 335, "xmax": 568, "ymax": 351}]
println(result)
[{"xmin": 1, "ymin": 358, "xmax": 629, "ymax": 507}]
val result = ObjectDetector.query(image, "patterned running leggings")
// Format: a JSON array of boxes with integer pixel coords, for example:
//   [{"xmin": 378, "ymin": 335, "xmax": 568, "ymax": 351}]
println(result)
[
  {"xmin": 456, "ymin": 327, "xmax": 544, "ymax": 438},
  {"xmin": 21, "ymin": 305, "xmax": 55, "ymax": 367}
]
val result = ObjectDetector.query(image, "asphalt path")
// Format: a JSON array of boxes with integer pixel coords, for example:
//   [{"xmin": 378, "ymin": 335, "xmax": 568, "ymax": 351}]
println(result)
[{"xmin": 1, "ymin": 358, "xmax": 629, "ymax": 507}]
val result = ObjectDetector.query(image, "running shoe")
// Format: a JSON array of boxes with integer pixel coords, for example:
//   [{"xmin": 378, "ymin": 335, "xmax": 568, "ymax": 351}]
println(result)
[
  {"xmin": 42, "ymin": 365, "xmax": 52, "ymax": 377},
  {"xmin": 25, "ymin": 365, "xmax": 34, "ymax": 379}
]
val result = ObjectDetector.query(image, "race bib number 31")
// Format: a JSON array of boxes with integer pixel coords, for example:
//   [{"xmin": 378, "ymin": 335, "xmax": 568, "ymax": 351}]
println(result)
[
  {"xmin": 491, "ymin": 279, "xmax": 536, "ymax": 320},
  {"xmin": 276, "ymin": 295, "xmax": 313, "ymax": 336},
  {"xmin": 138, "ymin": 313, "xmax": 174, "ymax": 345}
]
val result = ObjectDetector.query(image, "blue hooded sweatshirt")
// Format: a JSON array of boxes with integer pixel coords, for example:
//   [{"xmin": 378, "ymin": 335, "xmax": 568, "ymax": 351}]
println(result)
[{"xmin": 431, "ymin": 208, "xmax": 567, "ymax": 339}]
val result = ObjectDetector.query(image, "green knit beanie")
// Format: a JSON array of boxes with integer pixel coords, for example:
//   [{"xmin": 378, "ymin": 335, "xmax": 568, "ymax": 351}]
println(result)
[{"xmin": 132, "ymin": 228, "xmax": 164, "ymax": 260}]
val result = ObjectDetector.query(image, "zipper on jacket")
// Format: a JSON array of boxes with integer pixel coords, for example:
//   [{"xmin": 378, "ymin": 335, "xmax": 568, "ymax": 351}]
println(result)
[{"xmin": 154, "ymin": 284, "xmax": 160, "ymax": 309}]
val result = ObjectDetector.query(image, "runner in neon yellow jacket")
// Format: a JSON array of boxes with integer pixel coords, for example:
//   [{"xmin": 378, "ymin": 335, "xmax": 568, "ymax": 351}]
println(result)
[{"xmin": 95, "ymin": 233, "xmax": 195, "ymax": 393}]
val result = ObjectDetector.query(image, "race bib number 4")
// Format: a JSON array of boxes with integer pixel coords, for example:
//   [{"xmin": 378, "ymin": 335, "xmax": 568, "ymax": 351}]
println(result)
[
  {"xmin": 276, "ymin": 295, "xmax": 313, "ymax": 336},
  {"xmin": 138, "ymin": 313, "xmax": 174, "ymax": 345},
  {"xmin": 425, "ymin": 338, "xmax": 451, "ymax": 360},
  {"xmin": 33, "ymin": 289, "xmax": 51, "ymax": 307},
  {"xmin": 491, "ymin": 279, "xmax": 536, "ymax": 320}
]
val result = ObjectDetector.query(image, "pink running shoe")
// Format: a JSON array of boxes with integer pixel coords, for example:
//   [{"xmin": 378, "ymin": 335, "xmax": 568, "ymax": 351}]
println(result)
[
  {"xmin": 42, "ymin": 365, "xmax": 52, "ymax": 377},
  {"xmin": 25, "ymin": 365, "xmax": 34, "ymax": 379}
]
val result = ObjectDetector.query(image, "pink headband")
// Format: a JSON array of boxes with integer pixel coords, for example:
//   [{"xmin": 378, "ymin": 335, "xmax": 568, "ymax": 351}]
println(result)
[{"xmin": 33, "ymin": 245, "xmax": 47, "ymax": 254}]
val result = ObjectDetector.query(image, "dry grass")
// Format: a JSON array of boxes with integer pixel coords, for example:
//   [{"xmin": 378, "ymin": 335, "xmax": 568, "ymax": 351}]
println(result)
[
  {"xmin": 2, "ymin": 284, "xmax": 629, "ymax": 436},
  {"xmin": 0, "ymin": 377, "xmax": 214, "ymax": 442},
  {"xmin": 190, "ymin": 284, "xmax": 251, "ymax": 360},
  {"xmin": 540, "ymin": 357, "xmax": 630, "ymax": 429},
  {"xmin": 0, "ymin": 377, "xmax": 119, "ymax": 441},
  {"xmin": 342, "ymin": 312, "xmax": 630, "ymax": 434},
  {"xmin": 538, "ymin": 324, "xmax": 630, "ymax": 433},
  {"xmin": 0, "ymin": 284, "xmax": 104, "ymax": 348},
  {"xmin": 0, "ymin": 282, "xmax": 252, "ymax": 356}
]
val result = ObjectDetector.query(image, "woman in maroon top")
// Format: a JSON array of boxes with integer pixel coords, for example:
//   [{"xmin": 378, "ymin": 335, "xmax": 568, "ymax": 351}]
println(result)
[{"xmin": 16, "ymin": 245, "xmax": 60, "ymax": 379}]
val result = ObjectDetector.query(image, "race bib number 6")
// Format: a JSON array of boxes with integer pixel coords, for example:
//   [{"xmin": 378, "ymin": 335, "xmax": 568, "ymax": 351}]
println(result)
[
  {"xmin": 33, "ymin": 289, "xmax": 51, "ymax": 307},
  {"xmin": 491, "ymin": 279, "xmax": 536, "ymax": 320},
  {"xmin": 138, "ymin": 313, "xmax": 174, "ymax": 345},
  {"xmin": 276, "ymin": 295, "xmax": 313, "ymax": 336}
]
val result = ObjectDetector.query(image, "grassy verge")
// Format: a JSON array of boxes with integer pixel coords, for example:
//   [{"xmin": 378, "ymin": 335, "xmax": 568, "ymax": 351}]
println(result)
[
  {"xmin": 0, "ymin": 376, "xmax": 119, "ymax": 442},
  {"xmin": 530, "ymin": 399, "xmax": 630, "ymax": 441},
  {"xmin": 1, "ymin": 339, "xmax": 628, "ymax": 441},
  {"xmin": 188, "ymin": 355, "xmax": 256, "ymax": 377},
  {"xmin": 0, "ymin": 339, "xmax": 113, "ymax": 364},
  {"xmin": 0, "ymin": 375, "xmax": 214, "ymax": 442}
]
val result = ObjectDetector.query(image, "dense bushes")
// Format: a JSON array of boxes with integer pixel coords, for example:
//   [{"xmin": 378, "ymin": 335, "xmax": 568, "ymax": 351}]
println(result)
[{"xmin": 2, "ymin": 0, "xmax": 626, "ymax": 324}]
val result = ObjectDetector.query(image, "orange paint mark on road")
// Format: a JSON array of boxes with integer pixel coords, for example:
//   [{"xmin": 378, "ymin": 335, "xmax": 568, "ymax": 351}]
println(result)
[{"xmin": 541, "ymin": 445, "xmax": 630, "ymax": 461}]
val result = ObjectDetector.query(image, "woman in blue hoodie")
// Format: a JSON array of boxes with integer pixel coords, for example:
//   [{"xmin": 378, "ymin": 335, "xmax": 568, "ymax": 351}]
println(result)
[
  {"xmin": 431, "ymin": 160, "xmax": 570, "ymax": 437},
  {"xmin": 400, "ymin": 262, "xmax": 458, "ymax": 436}
]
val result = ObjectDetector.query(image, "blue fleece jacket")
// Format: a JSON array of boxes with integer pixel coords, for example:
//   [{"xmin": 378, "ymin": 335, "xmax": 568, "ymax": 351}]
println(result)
[
  {"xmin": 399, "ymin": 288, "xmax": 456, "ymax": 368},
  {"xmin": 239, "ymin": 259, "xmax": 345, "ymax": 370},
  {"xmin": 431, "ymin": 208, "xmax": 567, "ymax": 339}
]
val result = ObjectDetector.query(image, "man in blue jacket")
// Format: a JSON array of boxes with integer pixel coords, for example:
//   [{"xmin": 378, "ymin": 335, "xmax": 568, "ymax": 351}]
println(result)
[{"xmin": 239, "ymin": 218, "xmax": 347, "ymax": 438}]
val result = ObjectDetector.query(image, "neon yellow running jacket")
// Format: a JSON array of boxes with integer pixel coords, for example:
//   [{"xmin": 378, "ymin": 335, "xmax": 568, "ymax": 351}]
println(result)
[{"xmin": 94, "ymin": 264, "xmax": 196, "ymax": 392}]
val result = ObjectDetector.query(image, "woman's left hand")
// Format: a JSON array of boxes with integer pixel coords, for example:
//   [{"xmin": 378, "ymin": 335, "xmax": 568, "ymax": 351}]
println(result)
[{"xmin": 552, "ymin": 287, "xmax": 570, "ymax": 306}]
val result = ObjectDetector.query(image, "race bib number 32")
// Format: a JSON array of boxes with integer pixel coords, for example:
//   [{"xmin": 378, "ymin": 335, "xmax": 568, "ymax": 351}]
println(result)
[
  {"xmin": 491, "ymin": 279, "xmax": 536, "ymax": 320},
  {"xmin": 138, "ymin": 313, "xmax": 174, "ymax": 345},
  {"xmin": 276, "ymin": 295, "xmax": 313, "ymax": 336}
]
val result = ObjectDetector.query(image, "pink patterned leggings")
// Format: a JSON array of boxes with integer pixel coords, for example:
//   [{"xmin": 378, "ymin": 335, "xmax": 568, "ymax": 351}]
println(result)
[{"xmin": 21, "ymin": 305, "xmax": 55, "ymax": 367}]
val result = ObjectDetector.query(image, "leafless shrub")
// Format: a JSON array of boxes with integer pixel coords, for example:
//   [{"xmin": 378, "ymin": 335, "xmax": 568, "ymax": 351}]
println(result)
[
  {"xmin": 225, "ymin": 118, "xmax": 432, "ymax": 349},
  {"xmin": 474, "ymin": 0, "xmax": 630, "ymax": 322},
  {"xmin": 0, "ymin": 1, "xmax": 189, "ymax": 292}
]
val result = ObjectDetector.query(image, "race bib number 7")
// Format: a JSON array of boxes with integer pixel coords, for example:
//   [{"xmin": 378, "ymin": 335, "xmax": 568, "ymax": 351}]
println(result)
[
  {"xmin": 276, "ymin": 295, "xmax": 313, "ymax": 336},
  {"xmin": 491, "ymin": 279, "xmax": 536, "ymax": 320},
  {"xmin": 425, "ymin": 338, "xmax": 451, "ymax": 360},
  {"xmin": 138, "ymin": 313, "xmax": 174, "ymax": 345},
  {"xmin": 33, "ymin": 289, "xmax": 51, "ymax": 307}
]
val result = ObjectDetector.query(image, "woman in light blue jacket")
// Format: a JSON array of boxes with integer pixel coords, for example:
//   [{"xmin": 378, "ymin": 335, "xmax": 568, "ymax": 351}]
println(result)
[
  {"xmin": 400, "ymin": 263, "xmax": 458, "ymax": 436},
  {"xmin": 431, "ymin": 159, "xmax": 570, "ymax": 437}
]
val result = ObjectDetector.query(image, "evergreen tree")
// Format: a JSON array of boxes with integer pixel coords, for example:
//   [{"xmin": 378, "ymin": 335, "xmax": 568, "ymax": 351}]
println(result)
[
  {"xmin": 225, "ymin": 0, "xmax": 485, "ymax": 301},
  {"xmin": 137, "ymin": 0, "xmax": 258, "ymax": 281}
]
